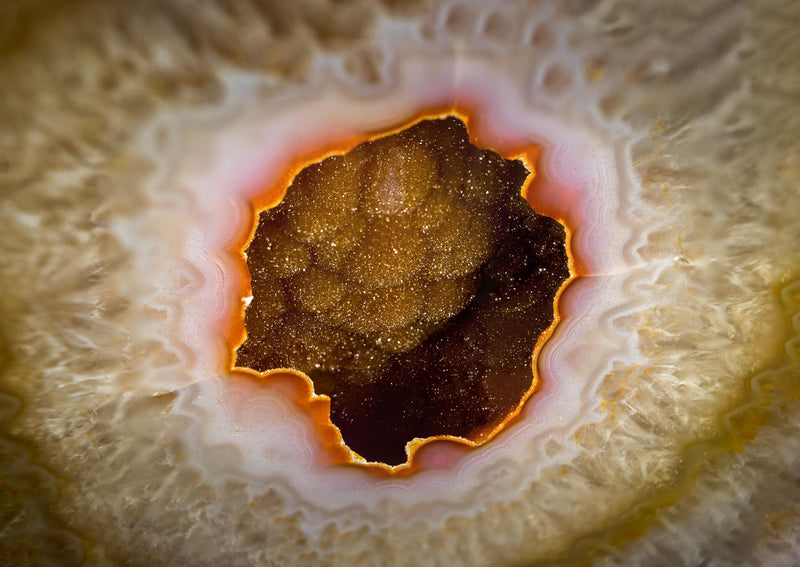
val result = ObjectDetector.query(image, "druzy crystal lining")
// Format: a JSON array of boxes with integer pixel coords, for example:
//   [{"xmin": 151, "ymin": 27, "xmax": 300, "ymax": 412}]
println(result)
[{"xmin": 233, "ymin": 115, "xmax": 570, "ymax": 466}]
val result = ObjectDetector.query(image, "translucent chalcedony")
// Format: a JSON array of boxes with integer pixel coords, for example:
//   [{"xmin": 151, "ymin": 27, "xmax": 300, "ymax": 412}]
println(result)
[{"xmin": 236, "ymin": 117, "xmax": 569, "ymax": 465}]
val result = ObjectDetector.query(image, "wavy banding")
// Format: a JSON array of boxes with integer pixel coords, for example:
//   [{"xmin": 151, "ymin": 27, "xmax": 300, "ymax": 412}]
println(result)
[{"xmin": 175, "ymin": 53, "xmax": 636, "ymax": 513}]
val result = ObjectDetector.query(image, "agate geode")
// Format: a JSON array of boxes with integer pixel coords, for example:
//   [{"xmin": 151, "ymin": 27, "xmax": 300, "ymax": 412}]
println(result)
[{"xmin": 1, "ymin": 1, "xmax": 799, "ymax": 565}]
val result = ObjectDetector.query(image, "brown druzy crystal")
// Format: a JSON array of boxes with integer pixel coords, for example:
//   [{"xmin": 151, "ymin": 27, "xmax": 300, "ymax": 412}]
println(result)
[{"xmin": 236, "ymin": 116, "xmax": 569, "ymax": 465}]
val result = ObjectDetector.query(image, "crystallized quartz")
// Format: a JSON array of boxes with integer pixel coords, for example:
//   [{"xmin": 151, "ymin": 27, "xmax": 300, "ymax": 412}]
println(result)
[{"xmin": 237, "ymin": 117, "xmax": 569, "ymax": 464}]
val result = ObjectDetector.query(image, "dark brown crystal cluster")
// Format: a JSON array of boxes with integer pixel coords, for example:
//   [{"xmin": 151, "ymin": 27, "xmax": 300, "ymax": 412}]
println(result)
[{"xmin": 236, "ymin": 117, "xmax": 569, "ymax": 465}]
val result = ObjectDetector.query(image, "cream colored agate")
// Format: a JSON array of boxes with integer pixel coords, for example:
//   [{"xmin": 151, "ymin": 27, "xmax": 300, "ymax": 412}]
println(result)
[{"xmin": 0, "ymin": 1, "xmax": 799, "ymax": 566}]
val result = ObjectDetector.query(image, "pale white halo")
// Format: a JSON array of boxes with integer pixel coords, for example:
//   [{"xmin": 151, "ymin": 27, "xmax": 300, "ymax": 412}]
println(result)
[{"xmin": 119, "ymin": 42, "xmax": 665, "ymax": 526}]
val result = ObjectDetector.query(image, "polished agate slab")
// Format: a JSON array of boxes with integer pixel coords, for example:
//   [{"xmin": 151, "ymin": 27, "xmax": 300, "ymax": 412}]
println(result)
[{"xmin": 1, "ymin": 1, "xmax": 799, "ymax": 566}]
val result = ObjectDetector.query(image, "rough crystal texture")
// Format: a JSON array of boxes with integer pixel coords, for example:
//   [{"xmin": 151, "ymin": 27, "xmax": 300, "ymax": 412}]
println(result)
[{"xmin": 237, "ymin": 116, "xmax": 568, "ymax": 464}]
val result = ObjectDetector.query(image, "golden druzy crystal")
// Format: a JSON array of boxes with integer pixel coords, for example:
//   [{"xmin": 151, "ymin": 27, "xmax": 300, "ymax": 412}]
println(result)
[{"xmin": 236, "ymin": 117, "xmax": 569, "ymax": 464}]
